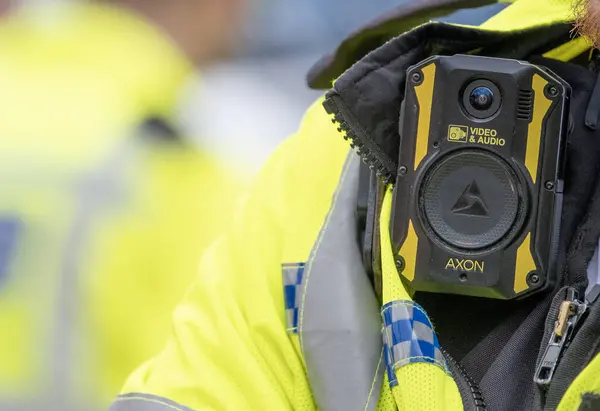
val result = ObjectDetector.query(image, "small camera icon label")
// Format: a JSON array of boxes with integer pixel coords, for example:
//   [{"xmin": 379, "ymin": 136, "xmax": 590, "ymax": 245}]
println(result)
[{"xmin": 448, "ymin": 125, "xmax": 468, "ymax": 143}]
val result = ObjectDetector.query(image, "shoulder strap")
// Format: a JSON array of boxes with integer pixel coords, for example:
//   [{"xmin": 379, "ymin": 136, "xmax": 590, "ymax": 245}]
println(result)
[{"xmin": 357, "ymin": 163, "xmax": 386, "ymax": 303}]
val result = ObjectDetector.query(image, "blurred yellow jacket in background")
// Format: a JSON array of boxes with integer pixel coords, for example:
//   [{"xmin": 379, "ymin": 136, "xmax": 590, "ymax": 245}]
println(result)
[{"xmin": 0, "ymin": 2, "xmax": 238, "ymax": 408}]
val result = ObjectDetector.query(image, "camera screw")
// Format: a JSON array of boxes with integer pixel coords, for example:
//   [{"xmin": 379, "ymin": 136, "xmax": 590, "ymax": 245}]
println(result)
[
  {"xmin": 527, "ymin": 272, "xmax": 541, "ymax": 286},
  {"xmin": 395, "ymin": 257, "xmax": 406, "ymax": 272},
  {"xmin": 432, "ymin": 141, "xmax": 440, "ymax": 148},
  {"xmin": 545, "ymin": 181, "xmax": 555, "ymax": 191},
  {"xmin": 459, "ymin": 273, "xmax": 468, "ymax": 282},
  {"xmin": 398, "ymin": 165, "xmax": 408, "ymax": 176},
  {"xmin": 548, "ymin": 85, "xmax": 559, "ymax": 97},
  {"xmin": 411, "ymin": 72, "xmax": 423, "ymax": 84}
]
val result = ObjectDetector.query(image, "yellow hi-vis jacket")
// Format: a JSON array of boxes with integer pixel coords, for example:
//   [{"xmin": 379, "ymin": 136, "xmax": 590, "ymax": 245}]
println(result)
[
  {"xmin": 113, "ymin": 1, "xmax": 600, "ymax": 410},
  {"xmin": 0, "ymin": 2, "xmax": 238, "ymax": 409}
]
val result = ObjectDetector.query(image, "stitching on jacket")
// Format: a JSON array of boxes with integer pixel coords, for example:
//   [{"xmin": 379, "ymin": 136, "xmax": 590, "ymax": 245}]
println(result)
[
  {"xmin": 381, "ymin": 301, "xmax": 429, "ymax": 322},
  {"xmin": 363, "ymin": 348, "xmax": 384, "ymax": 411},
  {"xmin": 392, "ymin": 356, "xmax": 449, "ymax": 371}
]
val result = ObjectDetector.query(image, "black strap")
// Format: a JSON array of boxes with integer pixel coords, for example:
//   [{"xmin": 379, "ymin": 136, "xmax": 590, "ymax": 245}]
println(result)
[
  {"xmin": 357, "ymin": 161, "xmax": 372, "ymax": 279},
  {"xmin": 357, "ymin": 162, "xmax": 384, "ymax": 302}
]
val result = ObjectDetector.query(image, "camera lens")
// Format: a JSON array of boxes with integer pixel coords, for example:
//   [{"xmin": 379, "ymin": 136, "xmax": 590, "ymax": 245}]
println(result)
[
  {"xmin": 462, "ymin": 79, "xmax": 501, "ymax": 120},
  {"xmin": 469, "ymin": 87, "xmax": 494, "ymax": 111}
]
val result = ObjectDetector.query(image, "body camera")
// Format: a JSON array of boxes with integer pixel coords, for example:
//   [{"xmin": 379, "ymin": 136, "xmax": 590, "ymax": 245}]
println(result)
[{"xmin": 391, "ymin": 54, "xmax": 570, "ymax": 299}]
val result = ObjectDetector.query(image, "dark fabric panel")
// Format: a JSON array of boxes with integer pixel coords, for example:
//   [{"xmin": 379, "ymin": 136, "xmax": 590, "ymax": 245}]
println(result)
[
  {"xmin": 417, "ymin": 293, "xmax": 542, "ymax": 364},
  {"xmin": 457, "ymin": 294, "xmax": 543, "ymax": 382},
  {"xmin": 580, "ymin": 394, "xmax": 600, "ymax": 411},
  {"xmin": 530, "ymin": 58, "xmax": 600, "ymax": 291},
  {"xmin": 584, "ymin": 73, "xmax": 600, "ymax": 130},
  {"xmin": 564, "ymin": 169, "xmax": 600, "ymax": 290},
  {"xmin": 476, "ymin": 291, "xmax": 555, "ymax": 411}
]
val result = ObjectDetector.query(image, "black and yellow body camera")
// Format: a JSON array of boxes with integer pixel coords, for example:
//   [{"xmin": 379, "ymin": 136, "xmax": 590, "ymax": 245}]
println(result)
[{"xmin": 391, "ymin": 55, "xmax": 570, "ymax": 300}]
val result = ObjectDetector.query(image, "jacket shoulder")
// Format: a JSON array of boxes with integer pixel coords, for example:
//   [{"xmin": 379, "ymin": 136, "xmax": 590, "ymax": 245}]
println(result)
[{"xmin": 260, "ymin": 97, "xmax": 353, "ymax": 262}]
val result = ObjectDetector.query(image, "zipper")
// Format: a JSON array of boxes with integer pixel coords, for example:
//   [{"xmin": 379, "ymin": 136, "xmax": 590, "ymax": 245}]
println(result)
[
  {"xmin": 323, "ymin": 91, "xmax": 397, "ymax": 185},
  {"xmin": 442, "ymin": 348, "xmax": 486, "ymax": 411},
  {"xmin": 534, "ymin": 288, "xmax": 588, "ymax": 387}
]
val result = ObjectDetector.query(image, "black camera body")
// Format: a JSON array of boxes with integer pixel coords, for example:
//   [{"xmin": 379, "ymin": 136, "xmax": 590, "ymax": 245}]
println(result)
[{"xmin": 391, "ymin": 55, "xmax": 570, "ymax": 300}]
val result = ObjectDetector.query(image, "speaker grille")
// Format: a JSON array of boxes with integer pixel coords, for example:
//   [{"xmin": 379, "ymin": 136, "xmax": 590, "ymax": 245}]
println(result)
[
  {"xmin": 420, "ymin": 150, "xmax": 525, "ymax": 251},
  {"xmin": 517, "ymin": 89, "xmax": 533, "ymax": 121}
]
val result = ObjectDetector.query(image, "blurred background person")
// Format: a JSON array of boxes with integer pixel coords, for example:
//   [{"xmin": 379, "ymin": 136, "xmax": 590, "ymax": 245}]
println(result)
[
  {"xmin": 0, "ymin": 1, "xmax": 12, "ymax": 16},
  {"xmin": 0, "ymin": 0, "xmax": 247, "ymax": 409}
]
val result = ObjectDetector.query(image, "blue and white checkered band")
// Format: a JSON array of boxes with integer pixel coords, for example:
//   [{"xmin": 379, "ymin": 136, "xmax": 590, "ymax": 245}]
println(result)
[
  {"xmin": 382, "ymin": 300, "xmax": 450, "ymax": 387},
  {"xmin": 283, "ymin": 263, "xmax": 305, "ymax": 333}
]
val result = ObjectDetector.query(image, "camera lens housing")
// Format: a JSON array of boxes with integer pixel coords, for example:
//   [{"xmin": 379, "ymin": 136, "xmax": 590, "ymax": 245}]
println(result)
[
  {"xmin": 470, "ymin": 87, "xmax": 494, "ymax": 111},
  {"xmin": 462, "ymin": 79, "xmax": 502, "ymax": 120}
]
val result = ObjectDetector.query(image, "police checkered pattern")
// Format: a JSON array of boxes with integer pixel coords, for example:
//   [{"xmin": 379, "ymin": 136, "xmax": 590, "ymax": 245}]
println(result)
[
  {"xmin": 382, "ymin": 300, "xmax": 449, "ymax": 386},
  {"xmin": 283, "ymin": 263, "xmax": 305, "ymax": 333}
]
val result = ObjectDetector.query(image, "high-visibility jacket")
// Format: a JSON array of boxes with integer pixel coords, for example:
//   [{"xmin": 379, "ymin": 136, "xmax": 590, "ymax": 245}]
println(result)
[
  {"xmin": 113, "ymin": 1, "xmax": 600, "ymax": 410},
  {"xmin": 0, "ymin": 3, "xmax": 238, "ymax": 409}
]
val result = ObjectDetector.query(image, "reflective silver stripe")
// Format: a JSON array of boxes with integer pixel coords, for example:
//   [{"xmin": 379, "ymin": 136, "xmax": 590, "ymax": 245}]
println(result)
[
  {"xmin": 110, "ymin": 393, "xmax": 196, "ymax": 411},
  {"xmin": 298, "ymin": 153, "xmax": 383, "ymax": 411},
  {"xmin": 50, "ymin": 134, "xmax": 144, "ymax": 408}
]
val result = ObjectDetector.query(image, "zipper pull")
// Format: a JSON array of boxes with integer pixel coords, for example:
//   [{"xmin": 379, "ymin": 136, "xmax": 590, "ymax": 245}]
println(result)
[{"xmin": 534, "ymin": 289, "xmax": 587, "ymax": 387}]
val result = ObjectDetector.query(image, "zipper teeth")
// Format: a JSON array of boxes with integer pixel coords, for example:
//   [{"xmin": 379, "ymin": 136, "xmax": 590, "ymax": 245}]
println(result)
[
  {"xmin": 323, "ymin": 94, "xmax": 395, "ymax": 185},
  {"xmin": 442, "ymin": 347, "xmax": 487, "ymax": 411}
]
